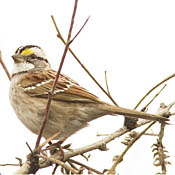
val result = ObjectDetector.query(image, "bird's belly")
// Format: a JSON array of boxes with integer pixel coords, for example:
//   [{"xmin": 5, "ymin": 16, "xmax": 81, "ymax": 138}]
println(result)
[
  {"xmin": 9, "ymin": 89, "xmax": 89, "ymax": 139},
  {"xmin": 10, "ymin": 90, "xmax": 44, "ymax": 136}
]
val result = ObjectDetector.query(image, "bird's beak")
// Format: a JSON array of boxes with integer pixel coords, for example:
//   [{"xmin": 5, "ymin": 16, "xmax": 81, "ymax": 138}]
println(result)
[{"xmin": 12, "ymin": 54, "xmax": 25, "ymax": 63}]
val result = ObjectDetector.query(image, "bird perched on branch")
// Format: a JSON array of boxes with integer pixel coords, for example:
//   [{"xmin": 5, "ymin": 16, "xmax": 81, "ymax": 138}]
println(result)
[{"xmin": 9, "ymin": 45, "xmax": 168, "ymax": 140}]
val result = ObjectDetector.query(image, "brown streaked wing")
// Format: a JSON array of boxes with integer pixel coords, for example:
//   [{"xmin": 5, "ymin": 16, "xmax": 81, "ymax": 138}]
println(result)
[{"xmin": 19, "ymin": 70, "xmax": 100, "ymax": 103}]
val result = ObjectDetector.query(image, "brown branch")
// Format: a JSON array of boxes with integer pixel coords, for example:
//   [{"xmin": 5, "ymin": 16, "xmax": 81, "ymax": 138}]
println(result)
[
  {"xmin": 51, "ymin": 15, "xmax": 119, "ymax": 106},
  {"xmin": 141, "ymin": 84, "xmax": 167, "ymax": 112},
  {"xmin": 39, "ymin": 155, "xmax": 79, "ymax": 174},
  {"xmin": 38, "ymin": 132, "xmax": 61, "ymax": 150},
  {"xmin": 52, "ymin": 164, "xmax": 59, "ymax": 174},
  {"xmin": 105, "ymin": 70, "xmax": 112, "ymax": 96},
  {"xmin": 69, "ymin": 159, "xmax": 103, "ymax": 174},
  {"xmin": 70, "ymin": 16, "xmax": 90, "ymax": 44},
  {"xmin": 51, "ymin": 120, "xmax": 151, "ymax": 161},
  {"xmin": 143, "ymin": 132, "xmax": 158, "ymax": 136},
  {"xmin": 35, "ymin": 0, "xmax": 79, "ymax": 149},
  {"xmin": 134, "ymin": 73, "xmax": 175, "ymax": 110},
  {"xmin": 0, "ymin": 163, "xmax": 20, "ymax": 167},
  {"xmin": 0, "ymin": 50, "xmax": 11, "ymax": 80},
  {"xmin": 35, "ymin": 92, "xmax": 52, "ymax": 148},
  {"xmin": 37, "ymin": 120, "xmax": 150, "ymax": 170}
]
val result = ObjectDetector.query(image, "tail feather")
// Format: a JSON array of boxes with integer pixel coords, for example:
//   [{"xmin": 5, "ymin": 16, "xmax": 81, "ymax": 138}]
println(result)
[{"xmin": 105, "ymin": 104, "xmax": 168, "ymax": 122}]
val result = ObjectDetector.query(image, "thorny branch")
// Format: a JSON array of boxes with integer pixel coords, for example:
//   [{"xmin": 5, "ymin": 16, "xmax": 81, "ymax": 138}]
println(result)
[
  {"xmin": 108, "ymin": 121, "xmax": 156, "ymax": 174},
  {"xmin": 158, "ymin": 123, "xmax": 167, "ymax": 174},
  {"xmin": 152, "ymin": 102, "xmax": 175, "ymax": 175}
]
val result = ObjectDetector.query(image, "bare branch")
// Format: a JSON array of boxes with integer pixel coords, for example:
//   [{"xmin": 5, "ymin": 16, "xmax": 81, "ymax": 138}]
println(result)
[
  {"xmin": 51, "ymin": 15, "xmax": 119, "ymax": 106},
  {"xmin": 35, "ymin": 0, "xmax": 79, "ymax": 149},
  {"xmin": 38, "ymin": 132, "xmax": 61, "ymax": 150},
  {"xmin": 51, "ymin": 120, "xmax": 151, "ymax": 161},
  {"xmin": 0, "ymin": 163, "xmax": 20, "ymax": 167},
  {"xmin": 141, "ymin": 84, "xmax": 167, "ymax": 112},
  {"xmin": 35, "ymin": 92, "xmax": 52, "ymax": 148},
  {"xmin": 39, "ymin": 155, "xmax": 79, "ymax": 174},
  {"xmin": 69, "ymin": 159, "xmax": 103, "ymax": 174},
  {"xmin": 70, "ymin": 16, "xmax": 90, "ymax": 44},
  {"xmin": 0, "ymin": 50, "xmax": 11, "ymax": 80},
  {"xmin": 134, "ymin": 73, "xmax": 175, "ymax": 110},
  {"xmin": 105, "ymin": 70, "xmax": 112, "ymax": 96}
]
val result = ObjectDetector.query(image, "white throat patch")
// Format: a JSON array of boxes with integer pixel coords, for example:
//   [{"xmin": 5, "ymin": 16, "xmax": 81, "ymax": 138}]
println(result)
[{"xmin": 12, "ymin": 62, "xmax": 34, "ymax": 74}]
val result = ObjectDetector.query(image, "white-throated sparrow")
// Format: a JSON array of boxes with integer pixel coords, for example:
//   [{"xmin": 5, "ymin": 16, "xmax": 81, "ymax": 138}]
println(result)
[{"xmin": 9, "ymin": 45, "xmax": 168, "ymax": 140}]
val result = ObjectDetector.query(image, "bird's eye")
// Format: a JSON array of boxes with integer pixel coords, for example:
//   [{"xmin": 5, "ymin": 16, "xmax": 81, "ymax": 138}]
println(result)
[{"xmin": 21, "ymin": 49, "xmax": 34, "ymax": 56}]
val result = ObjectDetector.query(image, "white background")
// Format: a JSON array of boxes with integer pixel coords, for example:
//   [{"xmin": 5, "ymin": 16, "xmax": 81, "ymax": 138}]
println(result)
[{"xmin": 0, "ymin": 0, "xmax": 175, "ymax": 174}]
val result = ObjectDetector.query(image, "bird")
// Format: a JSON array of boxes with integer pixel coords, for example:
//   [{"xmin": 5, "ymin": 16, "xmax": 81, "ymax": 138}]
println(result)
[{"xmin": 9, "ymin": 45, "xmax": 168, "ymax": 140}]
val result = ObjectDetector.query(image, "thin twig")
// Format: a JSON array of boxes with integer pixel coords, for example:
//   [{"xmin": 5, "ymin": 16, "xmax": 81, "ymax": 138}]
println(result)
[
  {"xmin": 97, "ymin": 131, "xmax": 158, "ymax": 137},
  {"xmin": 141, "ymin": 84, "xmax": 167, "ymax": 112},
  {"xmin": 15, "ymin": 157, "xmax": 23, "ymax": 166},
  {"xmin": 52, "ymin": 164, "xmax": 59, "ymax": 174},
  {"xmin": 69, "ymin": 159, "xmax": 103, "ymax": 174},
  {"xmin": 51, "ymin": 15, "xmax": 119, "ymax": 106},
  {"xmin": 144, "ymin": 132, "xmax": 158, "ymax": 136},
  {"xmin": 35, "ymin": 92, "xmax": 52, "ymax": 148},
  {"xmin": 26, "ymin": 142, "xmax": 33, "ymax": 153},
  {"xmin": 105, "ymin": 70, "xmax": 112, "ymax": 96},
  {"xmin": 0, "ymin": 50, "xmax": 11, "ymax": 80},
  {"xmin": 107, "ymin": 121, "xmax": 156, "ymax": 174},
  {"xmin": 0, "ymin": 163, "xmax": 20, "ymax": 167},
  {"xmin": 134, "ymin": 74, "xmax": 175, "ymax": 110},
  {"xmin": 39, "ymin": 155, "xmax": 79, "ymax": 174},
  {"xmin": 68, "ymin": 160, "xmax": 79, "ymax": 170},
  {"xmin": 35, "ymin": 0, "xmax": 79, "ymax": 149},
  {"xmin": 38, "ymin": 132, "xmax": 61, "ymax": 150},
  {"xmin": 70, "ymin": 16, "xmax": 90, "ymax": 44}
]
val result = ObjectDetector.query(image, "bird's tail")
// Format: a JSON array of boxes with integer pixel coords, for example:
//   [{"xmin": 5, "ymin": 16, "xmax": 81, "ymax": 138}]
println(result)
[{"xmin": 103, "ymin": 104, "xmax": 168, "ymax": 122}]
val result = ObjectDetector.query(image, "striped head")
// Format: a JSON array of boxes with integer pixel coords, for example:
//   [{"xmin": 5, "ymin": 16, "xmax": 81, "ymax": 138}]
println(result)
[{"xmin": 12, "ymin": 45, "xmax": 50, "ymax": 76}]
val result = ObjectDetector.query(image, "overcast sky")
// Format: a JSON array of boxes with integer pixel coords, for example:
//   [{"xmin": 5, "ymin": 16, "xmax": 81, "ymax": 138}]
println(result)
[{"xmin": 0, "ymin": 0, "xmax": 175, "ymax": 174}]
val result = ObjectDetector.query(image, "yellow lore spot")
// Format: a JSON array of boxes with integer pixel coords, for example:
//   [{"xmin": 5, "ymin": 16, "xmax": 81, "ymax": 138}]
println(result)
[{"xmin": 21, "ymin": 49, "xmax": 34, "ymax": 56}]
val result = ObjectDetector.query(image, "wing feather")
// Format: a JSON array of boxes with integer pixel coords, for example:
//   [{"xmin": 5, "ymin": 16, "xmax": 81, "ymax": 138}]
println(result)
[{"xmin": 19, "ymin": 70, "xmax": 100, "ymax": 103}]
